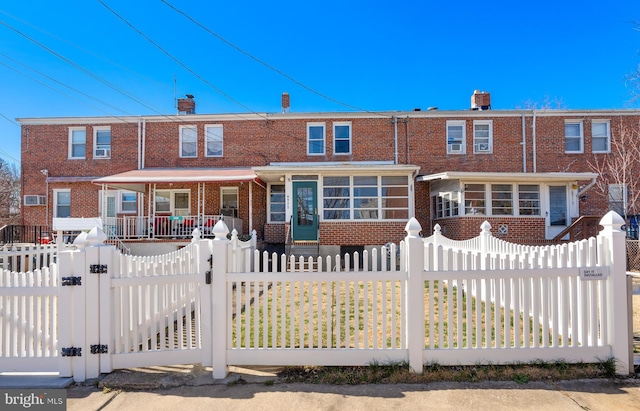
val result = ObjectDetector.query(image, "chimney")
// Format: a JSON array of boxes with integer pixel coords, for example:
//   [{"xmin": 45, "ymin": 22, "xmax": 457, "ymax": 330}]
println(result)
[
  {"xmin": 471, "ymin": 90, "xmax": 491, "ymax": 111},
  {"xmin": 281, "ymin": 92, "xmax": 290, "ymax": 113},
  {"xmin": 177, "ymin": 94, "xmax": 196, "ymax": 115}
]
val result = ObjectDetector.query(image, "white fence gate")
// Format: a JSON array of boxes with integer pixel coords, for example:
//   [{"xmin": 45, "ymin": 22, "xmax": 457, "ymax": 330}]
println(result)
[{"xmin": 0, "ymin": 213, "xmax": 632, "ymax": 382}]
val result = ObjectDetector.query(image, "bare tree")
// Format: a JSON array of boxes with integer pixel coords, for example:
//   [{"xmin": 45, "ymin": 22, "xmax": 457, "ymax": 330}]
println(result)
[
  {"xmin": 0, "ymin": 159, "xmax": 20, "ymax": 226},
  {"xmin": 587, "ymin": 121, "xmax": 640, "ymax": 221}
]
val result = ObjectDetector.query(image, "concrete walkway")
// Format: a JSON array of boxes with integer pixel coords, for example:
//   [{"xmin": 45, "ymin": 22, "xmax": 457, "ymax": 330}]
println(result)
[{"xmin": 2, "ymin": 365, "xmax": 640, "ymax": 411}]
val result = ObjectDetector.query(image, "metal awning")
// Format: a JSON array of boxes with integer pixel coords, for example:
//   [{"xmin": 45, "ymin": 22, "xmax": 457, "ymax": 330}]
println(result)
[
  {"xmin": 253, "ymin": 162, "xmax": 420, "ymax": 183},
  {"xmin": 92, "ymin": 167, "xmax": 261, "ymax": 192},
  {"xmin": 416, "ymin": 171, "xmax": 598, "ymax": 183}
]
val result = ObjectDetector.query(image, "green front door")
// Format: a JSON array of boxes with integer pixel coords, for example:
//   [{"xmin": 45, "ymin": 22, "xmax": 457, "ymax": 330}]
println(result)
[{"xmin": 292, "ymin": 181, "xmax": 318, "ymax": 241}]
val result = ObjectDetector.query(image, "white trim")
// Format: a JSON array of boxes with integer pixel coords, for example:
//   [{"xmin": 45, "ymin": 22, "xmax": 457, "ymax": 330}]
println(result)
[
  {"xmin": 564, "ymin": 120, "xmax": 584, "ymax": 154},
  {"xmin": 204, "ymin": 124, "xmax": 223, "ymax": 157},
  {"xmin": 93, "ymin": 126, "xmax": 111, "ymax": 159},
  {"xmin": 179, "ymin": 125, "xmax": 197, "ymax": 158},
  {"xmin": 307, "ymin": 122, "xmax": 326, "ymax": 156},
  {"xmin": 417, "ymin": 171, "xmax": 598, "ymax": 183},
  {"xmin": 473, "ymin": 120, "xmax": 492, "ymax": 154},
  {"xmin": 68, "ymin": 127, "xmax": 86, "ymax": 159},
  {"xmin": 591, "ymin": 119, "xmax": 611, "ymax": 153},
  {"xmin": 446, "ymin": 120, "xmax": 466, "ymax": 154},
  {"xmin": 53, "ymin": 188, "xmax": 71, "ymax": 218},
  {"xmin": 333, "ymin": 121, "xmax": 352, "ymax": 155}
]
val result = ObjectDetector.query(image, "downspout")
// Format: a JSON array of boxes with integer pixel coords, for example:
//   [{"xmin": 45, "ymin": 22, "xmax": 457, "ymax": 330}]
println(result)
[
  {"xmin": 137, "ymin": 118, "xmax": 141, "ymax": 169},
  {"xmin": 393, "ymin": 115, "xmax": 398, "ymax": 164},
  {"xmin": 141, "ymin": 118, "xmax": 146, "ymax": 169},
  {"xmin": 521, "ymin": 114, "xmax": 526, "ymax": 172},
  {"xmin": 532, "ymin": 110, "xmax": 537, "ymax": 173},
  {"xmin": 249, "ymin": 182, "xmax": 253, "ymax": 234}
]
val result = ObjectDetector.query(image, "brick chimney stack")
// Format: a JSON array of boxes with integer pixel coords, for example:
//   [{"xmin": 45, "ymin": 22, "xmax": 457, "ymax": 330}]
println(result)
[
  {"xmin": 177, "ymin": 94, "xmax": 196, "ymax": 115},
  {"xmin": 281, "ymin": 92, "xmax": 290, "ymax": 113},
  {"xmin": 471, "ymin": 90, "xmax": 491, "ymax": 111}
]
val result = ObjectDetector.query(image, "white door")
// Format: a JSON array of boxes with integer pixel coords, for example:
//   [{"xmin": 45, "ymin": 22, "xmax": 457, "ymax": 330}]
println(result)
[{"xmin": 547, "ymin": 185, "xmax": 568, "ymax": 239}]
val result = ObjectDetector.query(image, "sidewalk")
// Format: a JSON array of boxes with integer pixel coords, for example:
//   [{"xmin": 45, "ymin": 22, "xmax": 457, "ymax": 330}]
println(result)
[{"xmin": 3, "ymin": 365, "xmax": 639, "ymax": 411}]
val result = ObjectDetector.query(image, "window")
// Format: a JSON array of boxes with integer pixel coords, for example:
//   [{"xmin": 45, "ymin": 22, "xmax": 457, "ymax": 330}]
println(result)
[
  {"xmin": 54, "ymin": 189, "xmax": 71, "ymax": 218},
  {"xmin": 518, "ymin": 185, "xmax": 540, "ymax": 215},
  {"xmin": 381, "ymin": 176, "xmax": 409, "ymax": 219},
  {"xmin": 473, "ymin": 120, "xmax": 492, "ymax": 153},
  {"xmin": 205, "ymin": 124, "xmax": 223, "ymax": 157},
  {"xmin": 433, "ymin": 192, "xmax": 459, "ymax": 219},
  {"xmin": 323, "ymin": 176, "xmax": 409, "ymax": 221},
  {"xmin": 180, "ymin": 125, "xmax": 197, "ymax": 157},
  {"xmin": 464, "ymin": 184, "xmax": 485, "ymax": 215},
  {"xmin": 564, "ymin": 121, "xmax": 583, "ymax": 153},
  {"xmin": 121, "ymin": 192, "xmax": 136, "ymax": 213},
  {"xmin": 608, "ymin": 184, "xmax": 627, "ymax": 216},
  {"xmin": 323, "ymin": 176, "xmax": 350, "ymax": 219},
  {"xmin": 269, "ymin": 185, "xmax": 285, "ymax": 222},
  {"xmin": 592, "ymin": 120, "xmax": 610, "ymax": 153},
  {"xmin": 307, "ymin": 123, "xmax": 325, "ymax": 155},
  {"xmin": 154, "ymin": 190, "xmax": 190, "ymax": 216},
  {"xmin": 221, "ymin": 187, "xmax": 238, "ymax": 217},
  {"xmin": 491, "ymin": 184, "xmax": 513, "ymax": 215},
  {"xmin": 333, "ymin": 122, "xmax": 351, "ymax": 154},
  {"xmin": 446, "ymin": 120, "xmax": 466, "ymax": 154},
  {"xmin": 23, "ymin": 195, "xmax": 46, "ymax": 206},
  {"xmin": 94, "ymin": 127, "xmax": 111, "ymax": 158},
  {"xmin": 69, "ymin": 127, "xmax": 86, "ymax": 159}
]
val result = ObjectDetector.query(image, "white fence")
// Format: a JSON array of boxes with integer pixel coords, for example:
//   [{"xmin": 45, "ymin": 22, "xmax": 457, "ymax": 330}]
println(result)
[
  {"xmin": 0, "ymin": 212, "xmax": 632, "ymax": 382},
  {"xmin": 0, "ymin": 243, "xmax": 64, "ymax": 272}
]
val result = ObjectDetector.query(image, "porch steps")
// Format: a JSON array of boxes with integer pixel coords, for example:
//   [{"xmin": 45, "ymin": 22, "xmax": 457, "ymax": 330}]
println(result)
[{"xmin": 287, "ymin": 242, "xmax": 319, "ymax": 272}]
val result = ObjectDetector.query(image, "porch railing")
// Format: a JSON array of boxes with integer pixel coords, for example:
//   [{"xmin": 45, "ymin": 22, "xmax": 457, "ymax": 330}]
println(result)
[{"xmin": 102, "ymin": 215, "xmax": 243, "ymax": 240}]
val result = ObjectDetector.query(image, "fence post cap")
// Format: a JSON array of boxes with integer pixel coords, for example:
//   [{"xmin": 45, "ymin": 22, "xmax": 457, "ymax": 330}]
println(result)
[
  {"xmin": 433, "ymin": 223, "xmax": 441, "ymax": 234},
  {"xmin": 405, "ymin": 217, "xmax": 422, "ymax": 238},
  {"xmin": 85, "ymin": 226, "xmax": 107, "ymax": 246},
  {"xmin": 599, "ymin": 210, "xmax": 624, "ymax": 234},
  {"xmin": 212, "ymin": 219, "xmax": 230, "ymax": 240},
  {"xmin": 481, "ymin": 221, "xmax": 492, "ymax": 232},
  {"xmin": 191, "ymin": 227, "xmax": 201, "ymax": 242}
]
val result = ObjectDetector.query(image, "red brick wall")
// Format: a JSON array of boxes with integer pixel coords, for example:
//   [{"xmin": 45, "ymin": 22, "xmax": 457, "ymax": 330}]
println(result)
[
  {"xmin": 319, "ymin": 221, "xmax": 406, "ymax": 245},
  {"xmin": 433, "ymin": 217, "xmax": 547, "ymax": 243}
]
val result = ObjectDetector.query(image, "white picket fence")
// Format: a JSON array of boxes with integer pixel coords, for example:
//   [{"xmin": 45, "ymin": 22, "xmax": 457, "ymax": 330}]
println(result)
[
  {"xmin": 0, "ymin": 243, "xmax": 66, "ymax": 272},
  {"xmin": 0, "ymin": 212, "xmax": 632, "ymax": 382}
]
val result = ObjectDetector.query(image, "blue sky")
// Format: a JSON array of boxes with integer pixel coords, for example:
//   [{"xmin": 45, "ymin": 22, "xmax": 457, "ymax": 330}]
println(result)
[{"xmin": 1, "ymin": 1, "xmax": 639, "ymax": 167}]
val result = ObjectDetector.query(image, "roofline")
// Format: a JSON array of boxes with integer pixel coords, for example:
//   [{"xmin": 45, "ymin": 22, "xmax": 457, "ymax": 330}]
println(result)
[
  {"xmin": 417, "ymin": 171, "xmax": 599, "ymax": 182},
  {"xmin": 17, "ymin": 109, "xmax": 640, "ymax": 125}
]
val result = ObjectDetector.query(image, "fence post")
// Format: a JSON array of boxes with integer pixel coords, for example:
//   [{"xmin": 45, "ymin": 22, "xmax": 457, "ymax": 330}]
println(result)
[
  {"xmin": 57, "ymin": 247, "xmax": 87, "ymax": 382},
  {"xmin": 480, "ymin": 221, "xmax": 492, "ymax": 270},
  {"xmin": 199, "ymin": 234, "xmax": 213, "ymax": 367},
  {"xmin": 211, "ymin": 220, "xmax": 230, "ymax": 379},
  {"xmin": 405, "ymin": 217, "xmax": 424, "ymax": 373},
  {"xmin": 599, "ymin": 211, "xmax": 631, "ymax": 375}
]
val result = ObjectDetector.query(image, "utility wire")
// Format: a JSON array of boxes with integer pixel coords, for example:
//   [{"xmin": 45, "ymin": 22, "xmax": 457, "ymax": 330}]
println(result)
[
  {"xmin": 0, "ymin": 19, "xmax": 170, "ymax": 116},
  {"xmin": 98, "ymin": 0, "xmax": 270, "ymax": 120},
  {"xmin": 161, "ymin": 0, "xmax": 392, "ymax": 117}
]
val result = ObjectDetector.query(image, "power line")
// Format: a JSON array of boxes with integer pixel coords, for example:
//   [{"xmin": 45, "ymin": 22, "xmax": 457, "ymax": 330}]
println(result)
[
  {"xmin": 0, "ymin": 19, "xmax": 170, "ymax": 116},
  {"xmin": 0, "ymin": 111, "xmax": 19, "ymax": 127},
  {"xmin": 161, "ymin": 0, "xmax": 392, "ymax": 117}
]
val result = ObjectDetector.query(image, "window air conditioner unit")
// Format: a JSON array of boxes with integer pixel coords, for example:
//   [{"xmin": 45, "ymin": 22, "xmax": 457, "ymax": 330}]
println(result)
[
  {"xmin": 220, "ymin": 207, "xmax": 238, "ymax": 218},
  {"xmin": 476, "ymin": 143, "xmax": 489, "ymax": 152},
  {"xmin": 95, "ymin": 148, "xmax": 110, "ymax": 158},
  {"xmin": 24, "ymin": 195, "xmax": 46, "ymax": 206},
  {"xmin": 450, "ymin": 143, "xmax": 462, "ymax": 152}
]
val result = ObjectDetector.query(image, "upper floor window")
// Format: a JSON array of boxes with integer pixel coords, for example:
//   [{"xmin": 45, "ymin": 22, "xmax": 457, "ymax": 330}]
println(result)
[
  {"xmin": 269, "ymin": 185, "xmax": 285, "ymax": 223},
  {"xmin": 94, "ymin": 126, "xmax": 111, "ymax": 159},
  {"xmin": 564, "ymin": 121, "xmax": 583, "ymax": 153},
  {"xmin": 592, "ymin": 120, "xmax": 610, "ymax": 153},
  {"xmin": 307, "ymin": 123, "xmax": 325, "ymax": 155},
  {"xmin": 473, "ymin": 120, "xmax": 492, "ymax": 153},
  {"xmin": 180, "ymin": 125, "xmax": 197, "ymax": 158},
  {"xmin": 69, "ymin": 127, "xmax": 86, "ymax": 159},
  {"xmin": 205, "ymin": 124, "xmax": 223, "ymax": 157},
  {"xmin": 333, "ymin": 122, "xmax": 351, "ymax": 154},
  {"xmin": 446, "ymin": 120, "xmax": 466, "ymax": 154}
]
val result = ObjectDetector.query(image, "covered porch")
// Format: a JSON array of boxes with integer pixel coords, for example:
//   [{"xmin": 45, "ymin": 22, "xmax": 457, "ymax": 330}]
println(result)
[{"xmin": 92, "ymin": 167, "xmax": 265, "ymax": 241}]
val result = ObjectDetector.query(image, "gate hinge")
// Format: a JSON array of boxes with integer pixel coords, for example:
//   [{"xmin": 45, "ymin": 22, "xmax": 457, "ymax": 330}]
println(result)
[
  {"xmin": 61, "ymin": 347, "xmax": 82, "ymax": 357},
  {"xmin": 90, "ymin": 264, "xmax": 108, "ymax": 274},
  {"xmin": 90, "ymin": 344, "xmax": 108, "ymax": 354},
  {"xmin": 205, "ymin": 270, "xmax": 212, "ymax": 285},
  {"xmin": 61, "ymin": 276, "xmax": 82, "ymax": 286}
]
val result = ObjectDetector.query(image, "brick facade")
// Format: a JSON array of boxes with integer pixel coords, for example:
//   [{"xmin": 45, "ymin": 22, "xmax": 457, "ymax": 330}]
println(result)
[{"xmin": 19, "ymin": 96, "xmax": 640, "ymax": 246}]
